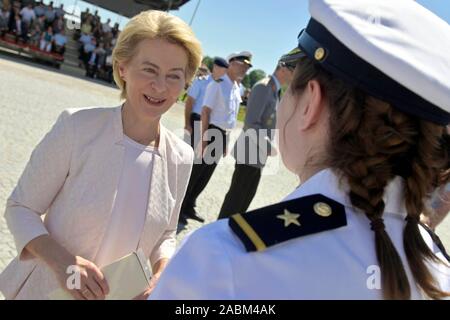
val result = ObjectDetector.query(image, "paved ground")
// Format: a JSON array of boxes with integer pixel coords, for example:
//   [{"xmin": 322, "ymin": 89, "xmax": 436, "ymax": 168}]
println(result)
[{"xmin": 0, "ymin": 54, "xmax": 449, "ymax": 299}]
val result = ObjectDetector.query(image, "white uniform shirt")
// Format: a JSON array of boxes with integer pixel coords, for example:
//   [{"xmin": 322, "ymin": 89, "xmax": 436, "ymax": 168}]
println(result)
[
  {"xmin": 203, "ymin": 73, "xmax": 242, "ymax": 131},
  {"xmin": 150, "ymin": 169, "xmax": 450, "ymax": 299},
  {"xmin": 95, "ymin": 135, "xmax": 157, "ymax": 268},
  {"xmin": 20, "ymin": 7, "xmax": 36, "ymax": 23},
  {"xmin": 187, "ymin": 75, "xmax": 213, "ymax": 115}
]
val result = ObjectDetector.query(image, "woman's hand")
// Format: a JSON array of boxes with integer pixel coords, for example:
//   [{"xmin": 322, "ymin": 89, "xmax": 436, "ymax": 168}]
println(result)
[
  {"xmin": 53, "ymin": 255, "xmax": 110, "ymax": 300},
  {"xmin": 25, "ymin": 235, "xmax": 109, "ymax": 300}
]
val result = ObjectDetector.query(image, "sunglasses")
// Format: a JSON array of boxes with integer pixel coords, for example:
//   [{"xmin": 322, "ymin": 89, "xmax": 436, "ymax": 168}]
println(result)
[{"xmin": 279, "ymin": 61, "xmax": 297, "ymax": 71}]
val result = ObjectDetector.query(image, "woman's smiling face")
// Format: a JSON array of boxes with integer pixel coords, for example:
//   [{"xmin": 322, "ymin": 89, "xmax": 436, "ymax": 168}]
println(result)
[{"xmin": 119, "ymin": 37, "xmax": 188, "ymax": 121}]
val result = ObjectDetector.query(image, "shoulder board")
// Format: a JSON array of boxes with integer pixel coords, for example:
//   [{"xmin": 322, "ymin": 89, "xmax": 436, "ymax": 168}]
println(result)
[
  {"xmin": 229, "ymin": 194, "xmax": 347, "ymax": 252},
  {"xmin": 419, "ymin": 222, "xmax": 450, "ymax": 263}
]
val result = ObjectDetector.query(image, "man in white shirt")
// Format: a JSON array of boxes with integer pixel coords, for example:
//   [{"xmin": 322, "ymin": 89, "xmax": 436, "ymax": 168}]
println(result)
[
  {"xmin": 102, "ymin": 18, "xmax": 112, "ymax": 34},
  {"xmin": 20, "ymin": 4, "xmax": 35, "ymax": 25},
  {"xmin": 184, "ymin": 57, "xmax": 228, "ymax": 148},
  {"xmin": 53, "ymin": 30, "xmax": 67, "ymax": 55},
  {"xmin": 179, "ymin": 51, "xmax": 252, "ymax": 224},
  {"xmin": 55, "ymin": 4, "xmax": 65, "ymax": 19},
  {"xmin": 34, "ymin": 2, "xmax": 45, "ymax": 18},
  {"xmin": 44, "ymin": 4, "xmax": 56, "ymax": 28}
]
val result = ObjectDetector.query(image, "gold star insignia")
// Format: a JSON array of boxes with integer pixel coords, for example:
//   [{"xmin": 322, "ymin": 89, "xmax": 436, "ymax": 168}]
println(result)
[{"xmin": 277, "ymin": 209, "xmax": 301, "ymax": 227}]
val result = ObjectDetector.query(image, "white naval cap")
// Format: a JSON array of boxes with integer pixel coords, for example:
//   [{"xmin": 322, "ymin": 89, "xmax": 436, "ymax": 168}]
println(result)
[
  {"xmin": 227, "ymin": 51, "xmax": 253, "ymax": 67},
  {"xmin": 297, "ymin": 0, "xmax": 450, "ymax": 125}
]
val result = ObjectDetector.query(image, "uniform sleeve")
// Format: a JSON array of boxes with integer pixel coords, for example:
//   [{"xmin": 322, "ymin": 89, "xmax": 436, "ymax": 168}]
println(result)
[
  {"xmin": 245, "ymin": 84, "xmax": 271, "ymax": 129},
  {"xmin": 149, "ymin": 227, "xmax": 235, "ymax": 299},
  {"xmin": 4, "ymin": 110, "xmax": 73, "ymax": 260},
  {"xmin": 202, "ymin": 81, "xmax": 221, "ymax": 111},
  {"xmin": 187, "ymin": 79, "xmax": 200, "ymax": 100}
]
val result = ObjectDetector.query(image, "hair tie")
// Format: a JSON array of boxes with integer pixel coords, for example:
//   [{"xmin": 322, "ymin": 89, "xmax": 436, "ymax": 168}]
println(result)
[
  {"xmin": 405, "ymin": 215, "xmax": 419, "ymax": 224},
  {"xmin": 370, "ymin": 218, "xmax": 385, "ymax": 231}
]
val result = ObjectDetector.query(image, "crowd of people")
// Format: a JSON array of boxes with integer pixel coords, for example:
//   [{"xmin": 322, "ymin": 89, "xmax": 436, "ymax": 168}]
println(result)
[
  {"xmin": 0, "ymin": 0, "xmax": 67, "ymax": 55},
  {"xmin": 0, "ymin": 0, "xmax": 121, "ymax": 82},
  {"xmin": 74, "ymin": 7, "xmax": 120, "ymax": 81}
]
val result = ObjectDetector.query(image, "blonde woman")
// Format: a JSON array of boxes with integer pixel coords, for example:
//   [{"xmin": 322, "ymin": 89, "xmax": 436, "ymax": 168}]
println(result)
[{"xmin": 0, "ymin": 10, "xmax": 202, "ymax": 300}]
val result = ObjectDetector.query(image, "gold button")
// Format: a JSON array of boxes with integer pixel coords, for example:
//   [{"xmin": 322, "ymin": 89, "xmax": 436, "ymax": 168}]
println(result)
[
  {"xmin": 314, "ymin": 47, "xmax": 326, "ymax": 61},
  {"xmin": 314, "ymin": 202, "xmax": 332, "ymax": 217}
]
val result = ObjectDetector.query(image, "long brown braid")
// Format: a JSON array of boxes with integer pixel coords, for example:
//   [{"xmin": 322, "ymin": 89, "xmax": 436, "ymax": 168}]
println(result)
[{"xmin": 289, "ymin": 56, "xmax": 450, "ymax": 299}]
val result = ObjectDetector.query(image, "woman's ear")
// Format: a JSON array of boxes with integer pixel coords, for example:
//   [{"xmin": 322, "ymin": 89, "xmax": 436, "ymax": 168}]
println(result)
[
  {"xmin": 118, "ymin": 62, "xmax": 127, "ymax": 80},
  {"xmin": 299, "ymin": 79, "xmax": 325, "ymax": 131}
]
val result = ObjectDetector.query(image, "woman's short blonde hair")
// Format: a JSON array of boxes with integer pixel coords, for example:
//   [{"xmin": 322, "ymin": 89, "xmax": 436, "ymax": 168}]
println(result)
[{"xmin": 112, "ymin": 10, "xmax": 202, "ymax": 100}]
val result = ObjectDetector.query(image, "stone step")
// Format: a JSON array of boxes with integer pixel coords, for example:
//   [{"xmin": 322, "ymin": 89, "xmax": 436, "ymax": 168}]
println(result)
[
  {"xmin": 60, "ymin": 63, "xmax": 86, "ymax": 77},
  {"xmin": 62, "ymin": 59, "xmax": 82, "ymax": 68},
  {"xmin": 64, "ymin": 51, "xmax": 79, "ymax": 62},
  {"xmin": 66, "ymin": 42, "xmax": 80, "ymax": 52}
]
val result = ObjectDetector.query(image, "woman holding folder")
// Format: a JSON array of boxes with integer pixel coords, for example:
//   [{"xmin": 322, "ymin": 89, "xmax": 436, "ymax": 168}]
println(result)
[{"xmin": 0, "ymin": 10, "xmax": 201, "ymax": 300}]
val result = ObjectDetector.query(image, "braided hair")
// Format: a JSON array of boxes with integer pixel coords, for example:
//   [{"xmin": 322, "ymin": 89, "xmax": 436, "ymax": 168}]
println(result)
[{"xmin": 289, "ymin": 56, "xmax": 450, "ymax": 299}]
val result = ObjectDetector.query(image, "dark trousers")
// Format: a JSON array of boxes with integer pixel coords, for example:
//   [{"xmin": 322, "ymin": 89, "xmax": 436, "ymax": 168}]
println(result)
[
  {"xmin": 217, "ymin": 163, "xmax": 262, "ymax": 220},
  {"xmin": 181, "ymin": 124, "xmax": 227, "ymax": 214},
  {"xmin": 189, "ymin": 112, "xmax": 201, "ymax": 149}
]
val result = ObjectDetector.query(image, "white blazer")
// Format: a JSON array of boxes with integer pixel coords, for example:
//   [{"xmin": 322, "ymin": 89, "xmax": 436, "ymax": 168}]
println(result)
[{"xmin": 0, "ymin": 105, "xmax": 194, "ymax": 299}]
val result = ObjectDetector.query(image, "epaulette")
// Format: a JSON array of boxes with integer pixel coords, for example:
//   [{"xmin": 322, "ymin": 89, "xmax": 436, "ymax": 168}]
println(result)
[{"xmin": 229, "ymin": 194, "xmax": 347, "ymax": 252}]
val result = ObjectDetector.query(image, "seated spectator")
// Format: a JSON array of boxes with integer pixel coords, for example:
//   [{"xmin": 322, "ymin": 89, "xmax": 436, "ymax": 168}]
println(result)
[
  {"xmin": 78, "ymin": 31, "xmax": 91, "ymax": 65},
  {"xmin": 79, "ymin": 31, "xmax": 92, "ymax": 46},
  {"xmin": 52, "ymin": 29, "xmax": 66, "ymax": 55},
  {"xmin": 39, "ymin": 25, "xmax": 53, "ymax": 52},
  {"xmin": 28, "ymin": 23, "xmax": 41, "ymax": 47},
  {"xmin": 95, "ymin": 41, "xmax": 113, "ymax": 82},
  {"xmin": 86, "ymin": 41, "xmax": 105, "ymax": 78},
  {"xmin": 81, "ymin": 36, "xmax": 96, "ymax": 66}
]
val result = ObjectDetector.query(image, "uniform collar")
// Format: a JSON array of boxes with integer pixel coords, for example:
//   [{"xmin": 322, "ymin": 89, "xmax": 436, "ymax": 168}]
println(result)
[
  {"xmin": 283, "ymin": 168, "xmax": 407, "ymax": 218},
  {"xmin": 112, "ymin": 104, "xmax": 167, "ymax": 159},
  {"xmin": 223, "ymin": 73, "xmax": 238, "ymax": 88}
]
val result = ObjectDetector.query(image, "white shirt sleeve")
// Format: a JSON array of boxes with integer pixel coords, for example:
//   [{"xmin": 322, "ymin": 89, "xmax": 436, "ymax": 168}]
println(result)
[
  {"xmin": 187, "ymin": 79, "xmax": 200, "ymax": 100},
  {"xmin": 149, "ymin": 226, "xmax": 235, "ymax": 299},
  {"xmin": 202, "ymin": 81, "xmax": 221, "ymax": 111}
]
